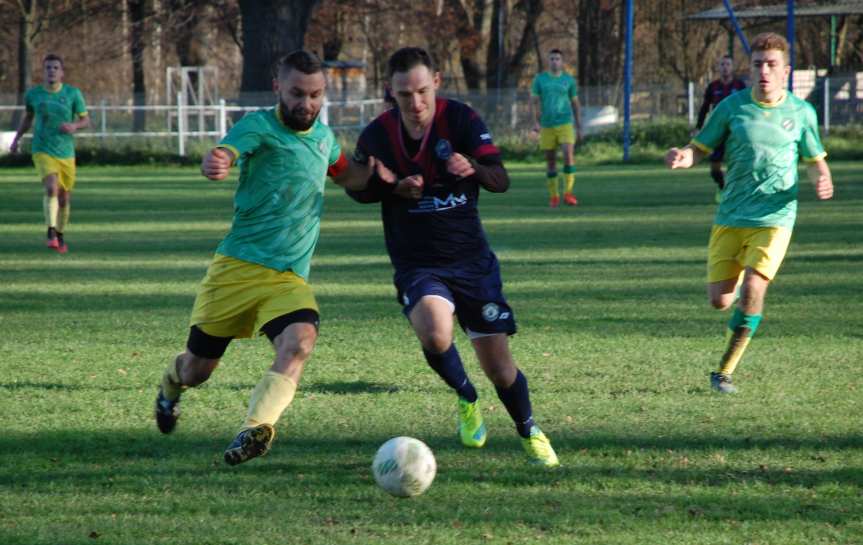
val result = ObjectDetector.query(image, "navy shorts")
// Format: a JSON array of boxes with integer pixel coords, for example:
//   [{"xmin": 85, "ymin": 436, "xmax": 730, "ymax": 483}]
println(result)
[
  {"xmin": 709, "ymin": 142, "xmax": 726, "ymax": 163},
  {"xmin": 394, "ymin": 255, "xmax": 517, "ymax": 338}
]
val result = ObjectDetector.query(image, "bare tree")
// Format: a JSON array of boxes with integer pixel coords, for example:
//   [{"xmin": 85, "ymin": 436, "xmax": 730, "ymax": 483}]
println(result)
[{"xmin": 238, "ymin": 0, "xmax": 321, "ymax": 96}]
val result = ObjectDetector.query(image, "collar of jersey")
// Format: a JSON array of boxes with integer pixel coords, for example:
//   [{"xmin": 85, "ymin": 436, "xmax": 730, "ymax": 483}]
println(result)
[
  {"xmin": 43, "ymin": 83, "xmax": 63, "ymax": 93},
  {"xmin": 275, "ymin": 103, "xmax": 314, "ymax": 136},
  {"xmin": 751, "ymin": 88, "xmax": 787, "ymax": 109}
]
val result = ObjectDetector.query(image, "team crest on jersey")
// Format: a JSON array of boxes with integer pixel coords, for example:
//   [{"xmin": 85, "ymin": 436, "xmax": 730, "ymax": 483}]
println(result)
[
  {"xmin": 59, "ymin": 97, "xmax": 67, "ymax": 104},
  {"xmin": 781, "ymin": 118, "xmax": 795, "ymax": 131},
  {"xmin": 352, "ymin": 147, "xmax": 368, "ymax": 164},
  {"xmin": 482, "ymin": 303, "xmax": 500, "ymax": 322},
  {"xmin": 318, "ymin": 140, "xmax": 328, "ymax": 153},
  {"xmin": 435, "ymin": 139, "xmax": 453, "ymax": 160}
]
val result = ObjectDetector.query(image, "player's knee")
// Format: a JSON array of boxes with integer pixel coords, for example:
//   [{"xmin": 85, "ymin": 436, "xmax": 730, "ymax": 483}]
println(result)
[
  {"xmin": 709, "ymin": 294, "xmax": 734, "ymax": 310},
  {"xmin": 275, "ymin": 328, "xmax": 317, "ymax": 363},
  {"xmin": 418, "ymin": 330, "xmax": 451, "ymax": 354}
]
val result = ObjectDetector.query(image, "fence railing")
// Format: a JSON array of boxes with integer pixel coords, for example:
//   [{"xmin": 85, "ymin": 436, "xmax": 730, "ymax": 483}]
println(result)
[{"xmin": 1, "ymin": 77, "xmax": 859, "ymax": 156}]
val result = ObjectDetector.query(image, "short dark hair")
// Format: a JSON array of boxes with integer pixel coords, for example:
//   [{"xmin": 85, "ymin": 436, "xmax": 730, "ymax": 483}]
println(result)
[
  {"xmin": 43, "ymin": 53, "xmax": 63, "ymax": 68},
  {"xmin": 549, "ymin": 49, "xmax": 563, "ymax": 57},
  {"xmin": 274, "ymin": 50, "xmax": 323, "ymax": 78},
  {"xmin": 751, "ymin": 32, "xmax": 790, "ymax": 62},
  {"xmin": 721, "ymin": 54, "xmax": 733, "ymax": 61},
  {"xmin": 387, "ymin": 47, "xmax": 434, "ymax": 79}
]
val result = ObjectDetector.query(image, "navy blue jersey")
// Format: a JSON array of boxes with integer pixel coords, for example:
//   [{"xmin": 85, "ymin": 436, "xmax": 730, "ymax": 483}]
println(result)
[
  {"xmin": 697, "ymin": 78, "xmax": 746, "ymax": 129},
  {"xmin": 348, "ymin": 98, "xmax": 502, "ymax": 272}
]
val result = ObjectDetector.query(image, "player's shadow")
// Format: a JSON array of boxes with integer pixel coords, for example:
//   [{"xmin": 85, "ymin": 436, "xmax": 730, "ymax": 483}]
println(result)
[{"xmin": 303, "ymin": 381, "xmax": 401, "ymax": 395}]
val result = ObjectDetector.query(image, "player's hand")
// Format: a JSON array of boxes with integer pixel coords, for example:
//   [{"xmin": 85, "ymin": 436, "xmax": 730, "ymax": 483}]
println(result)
[
  {"xmin": 369, "ymin": 156, "xmax": 397, "ymax": 184},
  {"xmin": 814, "ymin": 174, "xmax": 834, "ymax": 200},
  {"xmin": 393, "ymin": 175, "xmax": 423, "ymax": 199},
  {"xmin": 576, "ymin": 129, "xmax": 584, "ymax": 144},
  {"xmin": 59, "ymin": 123, "xmax": 77, "ymax": 134},
  {"xmin": 201, "ymin": 147, "xmax": 233, "ymax": 180},
  {"xmin": 665, "ymin": 147, "xmax": 692, "ymax": 169},
  {"xmin": 446, "ymin": 153, "xmax": 475, "ymax": 178}
]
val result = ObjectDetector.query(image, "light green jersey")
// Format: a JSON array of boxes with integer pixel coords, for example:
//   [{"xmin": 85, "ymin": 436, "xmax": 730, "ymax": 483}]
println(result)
[
  {"xmin": 530, "ymin": 71, "xmax": 578, "ymax": 128},
  {"xmin": 693, "ymin": 89, "xmax": 826, "ymax": 229},
  {"xmin": 216, "ymin": 106, "xmax": 342, "ymax": 279},
  {"xmin": 24, "ymin": 84, "xmax": 88, "ymax": 158}
]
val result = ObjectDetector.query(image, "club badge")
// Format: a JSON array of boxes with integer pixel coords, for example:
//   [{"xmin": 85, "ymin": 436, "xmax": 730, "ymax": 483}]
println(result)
[{"xmin": 435, "ymin": 139, "xmax": 453, "ymax": 161}]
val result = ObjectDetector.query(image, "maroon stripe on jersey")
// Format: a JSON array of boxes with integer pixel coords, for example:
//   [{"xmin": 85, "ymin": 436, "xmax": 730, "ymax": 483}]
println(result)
[
  {"xmin": 473, "ymin": 144, "xmax": 500, "ymax": 158},
  {"xmin": 380, "ymin": 109, "xmax": 413, "ymax": 174}
]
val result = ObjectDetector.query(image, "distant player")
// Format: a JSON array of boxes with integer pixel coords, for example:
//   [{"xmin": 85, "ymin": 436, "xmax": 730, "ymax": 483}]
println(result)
[
  {"xmin": 695, "ymin": 55, "xmax": 746, "ymax": 200},
  {"xmin": 154, "ymin": 51, "xmax": 390, "ymax": 465},
  {"xmin": 347, "ymin": 47, "xmax": 559, "ymax": 467},
  {"xmin": 9, "ymin": 54, "xmax": 89, "ymax": 253},
  {"xmin": 531, "ymin": 49, "xmax": 583, "ymax": 208},
  {"xmin": 666, "ymin": 33, "xmax": 833, "ymax": 393}
]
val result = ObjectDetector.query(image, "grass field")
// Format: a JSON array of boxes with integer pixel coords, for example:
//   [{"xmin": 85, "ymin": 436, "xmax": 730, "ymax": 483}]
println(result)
[{"xmin": 1, "ymin": 161, "xmax": 861, "ymax": 545}]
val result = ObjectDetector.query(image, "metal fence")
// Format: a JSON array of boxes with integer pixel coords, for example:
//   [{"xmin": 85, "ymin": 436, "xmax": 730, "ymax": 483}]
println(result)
[{"xmin": 1, "ymin": 75, "xmax": 859, "ymax": 156}]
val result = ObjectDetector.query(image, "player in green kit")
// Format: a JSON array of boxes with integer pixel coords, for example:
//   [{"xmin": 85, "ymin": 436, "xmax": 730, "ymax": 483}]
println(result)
[
  {"xmin": 666, "ymin": 33, "xmax": 833, "ymax": 393},
  {"xmin": 9, "ymin": 54, "xmax": 89, "ymax": 253},
  {"xmin": 153, "ymin": 50, "xmax": 392, "ymax": 465},
  {"xmin": 531, "ymin": 49, "xmax": 583, "ymax": 208}
]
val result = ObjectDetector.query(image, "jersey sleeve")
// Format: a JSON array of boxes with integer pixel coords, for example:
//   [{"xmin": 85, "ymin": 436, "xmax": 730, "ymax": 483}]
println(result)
[
  {"xmin": 24, "ymin": 88, "xmax": 35, "ymax": 115},
  {"xmin": 799, "ymin": 102, "xmax": 826, "ymax": 162},
  {"xmin": 460, "ymin": 106, "xmax": 500, "ymax": 159},
  {"xmin": 345, "ymin": 121, "xmax": 389, "ymax": 203},
  {"xmin": 569, "ymin": 77, "xmax": 578, "ymax": 99},
  {"xmin": 73, "ymin": 88, "xmax": 88, "ymax": 117},
  {"xmin": 530, "ymin": 76, "xmax": 541, "ymax": 97},
  {"xmin": 218, "ymin": 113, "xmax": 263, "ymax": 164},
  {"xmin": 691, "ymin": 96, "xmax": 731, "ymax": 153}
]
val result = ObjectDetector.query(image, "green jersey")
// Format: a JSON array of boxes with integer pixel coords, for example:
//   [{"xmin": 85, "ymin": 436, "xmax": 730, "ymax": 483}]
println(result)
[
  {"xmin": 24, "ymin": 84, "xmax": 88, "ymax": 158},
  {"xmin": 530, "ymin": 71, "xmax": 578, "ymax": 128},
  {"xmin": 693, "ymin": 89, "xmax": 826, "ymax": 229},
  {"xmin": 216, "ymin": 106, "xmax": 343, "ymax": 279}
]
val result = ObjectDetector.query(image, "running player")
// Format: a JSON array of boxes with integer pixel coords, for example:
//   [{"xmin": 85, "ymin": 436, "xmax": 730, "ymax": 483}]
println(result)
[
  {"xmin": 9, "ymin": 54, "xmax": 89, "ymax": 253},
  {"xmin": 347, "ymin": 47, "xmax": 559, "ymax": 467},
  {"xmin": 154, "ymin": 50, "xmax": 391, "ymax": 465},
  {"xmin": 666, "ymin": 33, "xmax": 833, "ymax": 393},
  {"xmin": 531, "ymin": 49, "xmax": 583, "ymax": 208}
]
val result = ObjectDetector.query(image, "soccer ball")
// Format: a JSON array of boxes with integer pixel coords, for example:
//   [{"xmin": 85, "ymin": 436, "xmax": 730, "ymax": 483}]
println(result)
[{"xmin": 372, "ymin": 436, "xmax": 436, "ymax": 497}]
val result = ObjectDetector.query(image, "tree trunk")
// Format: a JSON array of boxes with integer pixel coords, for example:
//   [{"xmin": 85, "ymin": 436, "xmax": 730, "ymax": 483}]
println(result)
[
  {"xmin": 128, "ymin": 0, "xmax": 147, "ymax": 131},
  {"xmin": 16, "ymin": 0, "xmax": 36, "ymax": 110},
  {"xmin": 238, "ymin": 0, "xmax": 321, "ymax": 96},
  {"xmin": 577, "ymin": 0, "xmax": 622, "ymax": 86}
]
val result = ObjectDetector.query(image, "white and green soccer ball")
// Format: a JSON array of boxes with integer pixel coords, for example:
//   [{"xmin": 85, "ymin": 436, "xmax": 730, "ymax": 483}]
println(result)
[{"xmin": 372, "ymin": 436, "xmax": 436, "ymax": 497}]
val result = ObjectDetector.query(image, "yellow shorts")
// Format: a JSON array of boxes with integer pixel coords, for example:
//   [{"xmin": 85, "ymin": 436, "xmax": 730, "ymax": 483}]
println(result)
[
  {"xmin": 707, "ymin": 225, "xmax": 792, "ymax": 283},
  {"xmin": 539, "ymin": 124, "xmax": 575, "ymax": 150},
  {"xmin": 189, "ymin": 254, "xmax": 319, "ymax": 339},
  {"xmin": 33, "ymin": 153, "xmax": 76, "ymax": 191}
]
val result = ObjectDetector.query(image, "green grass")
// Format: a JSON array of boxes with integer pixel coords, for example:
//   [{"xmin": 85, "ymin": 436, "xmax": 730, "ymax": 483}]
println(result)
[{"xmin": 0, "ymin": 162, "xmax": 861, "ymax": 545}]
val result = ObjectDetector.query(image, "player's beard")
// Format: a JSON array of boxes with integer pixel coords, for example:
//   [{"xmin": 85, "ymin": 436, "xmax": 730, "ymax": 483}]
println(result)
[{"xmin": 280, "ymin": 99, "xmax": 319, "ymax": 131}]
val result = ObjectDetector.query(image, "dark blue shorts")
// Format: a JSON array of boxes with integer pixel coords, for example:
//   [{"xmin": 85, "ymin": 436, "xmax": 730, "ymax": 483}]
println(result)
[
  {"xmin": 394, "ymin": 255, "xmax": 517, "ymax": 338},
  {"xmin": 709, "ymin": 142, "xmax": 726, "ymax": 163}
]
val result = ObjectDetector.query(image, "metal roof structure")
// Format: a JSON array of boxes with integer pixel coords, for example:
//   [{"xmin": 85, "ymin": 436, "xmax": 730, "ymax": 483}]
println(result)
[{"xmin": 689, "ymin": 1, "xmax": 863, "ymax": 20}]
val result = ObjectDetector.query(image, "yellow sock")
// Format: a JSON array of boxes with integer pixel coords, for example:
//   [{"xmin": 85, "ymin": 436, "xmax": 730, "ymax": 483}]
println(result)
[
  {"xmin": 546, "ymin": 178, "xmax": 559, "ymax": 198},
  {"xmin": 565, "ymin": 173, "xmax": 575, "ymax": 194},
  {"xmin": 57, "ymin": 204, "xmax": 70, "ymax": 232},
  {"xmin": 160, "ymin": 354, "xmax": 187, "ymax": 401},
  {"xmin": 719, "ymin": 329, "xmax": 751, "ymax": 376},
  {"xmin": 43, "ymin": 195, "xmax": 59, "ymax": 229},
  {"xmin": 242, "ymin": 371, "xmax": 297, "ymax": 430}
]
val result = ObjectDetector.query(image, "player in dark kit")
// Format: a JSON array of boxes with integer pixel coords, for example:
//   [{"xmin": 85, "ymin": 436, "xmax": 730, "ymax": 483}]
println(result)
[
  {"xmin": 695, "ymin": 55, "xmax": 746, "ymax": 200},
  {"xmin": 347, "ymin": 47, "xmax": 559, "ymax": 467}
]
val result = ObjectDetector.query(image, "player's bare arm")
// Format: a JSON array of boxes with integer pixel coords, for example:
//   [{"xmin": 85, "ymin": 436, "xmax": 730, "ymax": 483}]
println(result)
[
  {"xmin": 665, "ymin": 145, "xmax": 706, "ymax": 169},
  {"xmin": 59, "ymin": 114, "xmax": 90, "ymax": 135},
  {"xmin": 531, "ymin": 96, "xmax": 542, "ymax": 132},
  {"xmin": 332, "ymin": 155, "xmax": 396, "ymax": 191},
  {"xmin": 807, "ymin": 159, "xmax": 834, "ymax": 200},
  {"xmin": 9, "ymin": 111, "xmax": 34, "ymax": 153},
  {"xmin": 201, "ymin": 147, "xmax": 235, "ymax": 180},
  {"xmin": 572, "ymin": 97, "xmax": 584, "ymax": 142}
]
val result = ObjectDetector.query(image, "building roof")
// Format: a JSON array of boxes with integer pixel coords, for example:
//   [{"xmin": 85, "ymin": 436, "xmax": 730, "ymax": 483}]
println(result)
[{"xmin": 689, "ymin": 1, "xmax": 863, "ymax": 20}]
